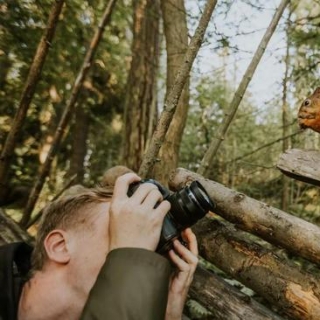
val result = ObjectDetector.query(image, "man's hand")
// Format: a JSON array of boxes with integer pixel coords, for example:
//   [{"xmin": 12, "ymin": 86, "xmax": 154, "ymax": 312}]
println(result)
[
  {"xmin": 108, "ymin": 173, "xmax": 171, "ymax": 251},
  {"xmin": 165, "ymin": 228, "xmax": 198, "ymax": 320}
]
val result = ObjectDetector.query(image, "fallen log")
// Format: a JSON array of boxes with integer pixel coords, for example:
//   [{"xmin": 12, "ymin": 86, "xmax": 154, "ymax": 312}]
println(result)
[
  {"xmin": 170, "ymin": 168, "xmax": 320, "ymax": 265},
  {"xmin": 0, "ymin": 209, "xmax": 33, "ymax": 245},
  {"xmin": 191, "ymin": 218, "xmax": 320, "ymax": 320},
  {"xmin": 277, "ymin": 148, "xmax": 320, "ymax": 186},
  {"xmin": 190, "ymin": 266, "xmax": 284, "ymax": 320}
]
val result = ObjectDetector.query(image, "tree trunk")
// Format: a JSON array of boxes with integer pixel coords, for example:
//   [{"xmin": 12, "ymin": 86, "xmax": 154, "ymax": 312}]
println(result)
[
  {"xmin": 0, "ymin": 0, "xmax": 65, "ymax": 202},
  {"xmin": 138, "ymin": 0, "xmax": 218, "ymax": 178},
  {"xmin": 193, "ymin": 218, "xmax": 320, "ymax": 320},
  {"xmin": 281, "ymin": 9, "xmax": 292, "ymax": 211},
  {"xmin": 153, "ymin": 0, "xmax": 189, "ymax": 185},
  {"xmin": 67, "ymin": 104, "xmax": 90, "ymax": 184},
  {"xmin": 121, "ymin": 0, "xmax": 160, "ymax": 172},
  {"xmin": 20, "ymin": 0, "xmax": 117, "ymax": 227},
  {"xmin": 197, "ymin": 0, "xmax": 290, "ymax": 177},
  {"xmin": 170, "ymin": 168, "xmax": 320, "ymax": 265},
  {"xmin": 0, "ymin": 50, "xmax": 12, "ymax": 91},
  {"xmin": 0, "ymin": 209, "xmax": 33, "ymax": 245},
  {"xmin": 191, "ymin": 266, "xmax": 284, "ymax": 320}
]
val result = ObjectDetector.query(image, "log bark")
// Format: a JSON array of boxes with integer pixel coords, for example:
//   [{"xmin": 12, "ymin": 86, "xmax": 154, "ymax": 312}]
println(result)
[
  {"xmin": 0, "ymin": 0, "xmax": 65, "ymax": 202},
  {"xmin": 193, "ymin": 218, "xmax": 320, "ymax": 320},
  {"xmin": 197, "ymin": 0, "xmax": 289, "ymax": 177},
  {"xmin": 138, "ymin": 0, "xmax": 218, "ymax": 178},
  {"xmin": 170, "ymin": 168, "xmax": 320, "ymax": 265},
  {"xmin": 0, "ymin": 209, "xmax": 33, "ymax": 245},
  {"xmin": 20, "ymin": 0, "xmax": 117, "ymax": 227},
  {"xmin": 277, "ymin": 148, "xmax": 320, "ymax": 186},
  {"xmin": 190, "ymin": 266, "xmax": 284, "ymax": 320}
]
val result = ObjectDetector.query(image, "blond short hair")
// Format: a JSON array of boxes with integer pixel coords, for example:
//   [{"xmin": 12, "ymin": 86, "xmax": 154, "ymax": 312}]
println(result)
[{"xmin": 31, "ymin": 187, "xmax": 113, "ymax": 271}]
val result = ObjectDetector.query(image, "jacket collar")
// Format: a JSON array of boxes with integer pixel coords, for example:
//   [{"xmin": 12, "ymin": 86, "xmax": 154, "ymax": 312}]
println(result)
[{"xmin": 0, "ymin": 242, "xmax": 33, "ymax": 320}]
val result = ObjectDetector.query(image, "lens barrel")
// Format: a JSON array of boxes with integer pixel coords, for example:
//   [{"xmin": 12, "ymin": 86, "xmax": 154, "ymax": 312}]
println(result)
[{"xmin": 157, "ymin": 181, "xmax": 214, "ymax": 253}]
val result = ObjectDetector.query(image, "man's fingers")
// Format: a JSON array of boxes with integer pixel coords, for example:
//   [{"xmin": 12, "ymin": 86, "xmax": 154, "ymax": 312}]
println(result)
[
  {"xmin": 168, "ymin": 249, "xmax": 190, "ymax": 272},
  {"xmin": 142, "ymin": 189, "xmax": 163, "ymax": 209},
  {"xmin": 113, "ymin": 172, "xmax": 141, "ymax": 199},
  {"xmin": 173, "ymin": 240, "xmax": 198, "ymax": 267},
  {"xmin": 130, "ymin": 183, "xmax": 161, "ymax": 205},
  {"xmin": 154, "ymin": 200, "xmax": 171, "ymax": 218},
  {"xmin": 182, "ymin": 228, "xmax": 198, "ymax": 256}
]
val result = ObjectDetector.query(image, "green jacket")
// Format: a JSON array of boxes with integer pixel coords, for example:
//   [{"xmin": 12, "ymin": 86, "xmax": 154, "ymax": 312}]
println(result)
[
  {"xmin": 81, "ymin": 248, "xmax": 172, "ymax": 320},
  {"xmin": 0, "ymin": 243, "xmax": 170, "ymax": 320}
]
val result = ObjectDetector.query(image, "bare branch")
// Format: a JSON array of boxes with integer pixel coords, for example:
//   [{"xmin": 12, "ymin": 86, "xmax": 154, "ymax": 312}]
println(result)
[{"xmin": 197, "ymin": 0, "xmax": 290, "ymax": 176}]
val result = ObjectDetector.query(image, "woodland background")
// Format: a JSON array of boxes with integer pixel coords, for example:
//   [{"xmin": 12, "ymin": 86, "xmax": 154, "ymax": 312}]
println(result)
[{"xmin": 1, "ymin": 0, "xmax": 320, "ymax": 318}]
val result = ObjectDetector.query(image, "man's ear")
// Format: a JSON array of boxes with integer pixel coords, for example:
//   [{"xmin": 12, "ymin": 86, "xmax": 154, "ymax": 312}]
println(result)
[{"xmin": 44, "ymin": 230, "xmax": 71, "ymax": 265}]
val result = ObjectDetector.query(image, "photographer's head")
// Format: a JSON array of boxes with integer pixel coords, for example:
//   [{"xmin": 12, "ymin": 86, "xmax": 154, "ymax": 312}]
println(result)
[
  {"xmin": 20, "ymin": 188, "xmax": 114, "ymax": 319},
  {"xmin": 32, "ymin": 188, "xmax": 113, "ymax": 272}
]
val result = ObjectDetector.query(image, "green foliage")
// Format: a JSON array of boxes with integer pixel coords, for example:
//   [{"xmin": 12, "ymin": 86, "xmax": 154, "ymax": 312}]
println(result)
[
  {"xmin": 290, "ymin": 0, "xmax": 320, "ymax": 93},
  {"xmin": 186, "ymin": 299, "xmax": 213, "ymax": 319},
  {"xmin": 0, "ymin": 0, "xmax": 131, "ymax": 202}
]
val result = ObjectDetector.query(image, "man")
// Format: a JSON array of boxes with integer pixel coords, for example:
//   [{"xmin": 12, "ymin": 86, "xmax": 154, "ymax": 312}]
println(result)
[{"xmin": 0, "ymin": 172, "xmax": 198, "ymax": 319}]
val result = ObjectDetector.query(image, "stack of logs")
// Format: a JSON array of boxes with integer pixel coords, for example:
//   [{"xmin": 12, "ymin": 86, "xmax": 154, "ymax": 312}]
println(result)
[
  {"xmin": 169, "ymin": 148, "xmax": 320, "ymax": 320},
  {"xmin": 1, "ymin": 148, "xmax": 320, "ymax": 319}
]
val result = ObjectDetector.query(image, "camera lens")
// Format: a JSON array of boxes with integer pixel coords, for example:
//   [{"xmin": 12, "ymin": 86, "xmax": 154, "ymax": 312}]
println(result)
[
  {"xmin": 157, "ymin": 181, "xmax": 214, "ymax": 253},
  {"xmin": 189, "ymin": 181, "xmax": 214, "ymax": 212},
  {"xmin": 167, "ymin": 181, "xmax": 214, "ymax": 229}
]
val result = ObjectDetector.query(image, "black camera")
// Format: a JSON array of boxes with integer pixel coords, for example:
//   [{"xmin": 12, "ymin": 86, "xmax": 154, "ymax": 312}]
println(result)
[{"xmin": 128, "ymin": 179, "xmax": 215, "ymax": 253}]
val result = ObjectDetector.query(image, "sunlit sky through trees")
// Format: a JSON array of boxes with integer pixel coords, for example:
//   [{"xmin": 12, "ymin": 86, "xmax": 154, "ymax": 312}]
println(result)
[{"xmin": 185, "ymin": 0, "xmax": 291, "ymax": 121}]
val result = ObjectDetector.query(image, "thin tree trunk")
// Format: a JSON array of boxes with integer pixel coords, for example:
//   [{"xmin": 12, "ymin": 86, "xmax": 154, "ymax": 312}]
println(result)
[
  {"xmin": 0, "ymin": 0, "xmax": 65, "ymax": 202},
  {"xmin": 67, "ymin": 104, "xmax": 90, "ymax": 184},
  {"xmin": 153, "ymin": 0, "xmax": 189, "ymax": 185},
  {"xmin": 121, "ymin": 0, "xmax": 160, "ymax": 172},
  {"xmin": 20, "ymin": 0, "xmax": 117, "ymax": 227},
  {"xmin": 192, "ymin": 218, "xmax": 320, "ymax": 320},
  {"xmin": 0, "ymin": 50, "xmax": 12, "ymax": 91},
  {"xmin": 191, "ymin": 266, "xmax": 284, "ymax": 320},
  {"xmin": 138, "ymin": 0, "xmax": 218, "ymax": 178},
  {"xmin": 170, "ymin": 168, "xmax": 320, "ymax": 265},
  {"xmin": 197, "ymin": 0, "xmax": 289, "ymax": 177},
  {"xmin": 281, "ymin": 9, "xmax": 292, "ymax": 211}
]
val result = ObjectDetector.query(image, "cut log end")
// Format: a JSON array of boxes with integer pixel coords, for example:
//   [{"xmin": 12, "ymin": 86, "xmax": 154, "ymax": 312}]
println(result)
[{"xmin": 277, "ymin": 148, "xmax": 320, "ymax": 187}]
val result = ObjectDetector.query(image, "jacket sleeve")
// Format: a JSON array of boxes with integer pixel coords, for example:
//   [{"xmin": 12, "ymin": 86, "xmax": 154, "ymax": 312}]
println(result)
[{"xmin": 80, "ymin": 248, "xmax": 172, "ymax": 320}]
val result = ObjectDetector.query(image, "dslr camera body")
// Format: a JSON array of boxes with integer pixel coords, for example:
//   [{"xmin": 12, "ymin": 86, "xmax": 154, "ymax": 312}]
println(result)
[{"xmin": 128, "ymin": 179, "xmax": 214, "ymax": 253}]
